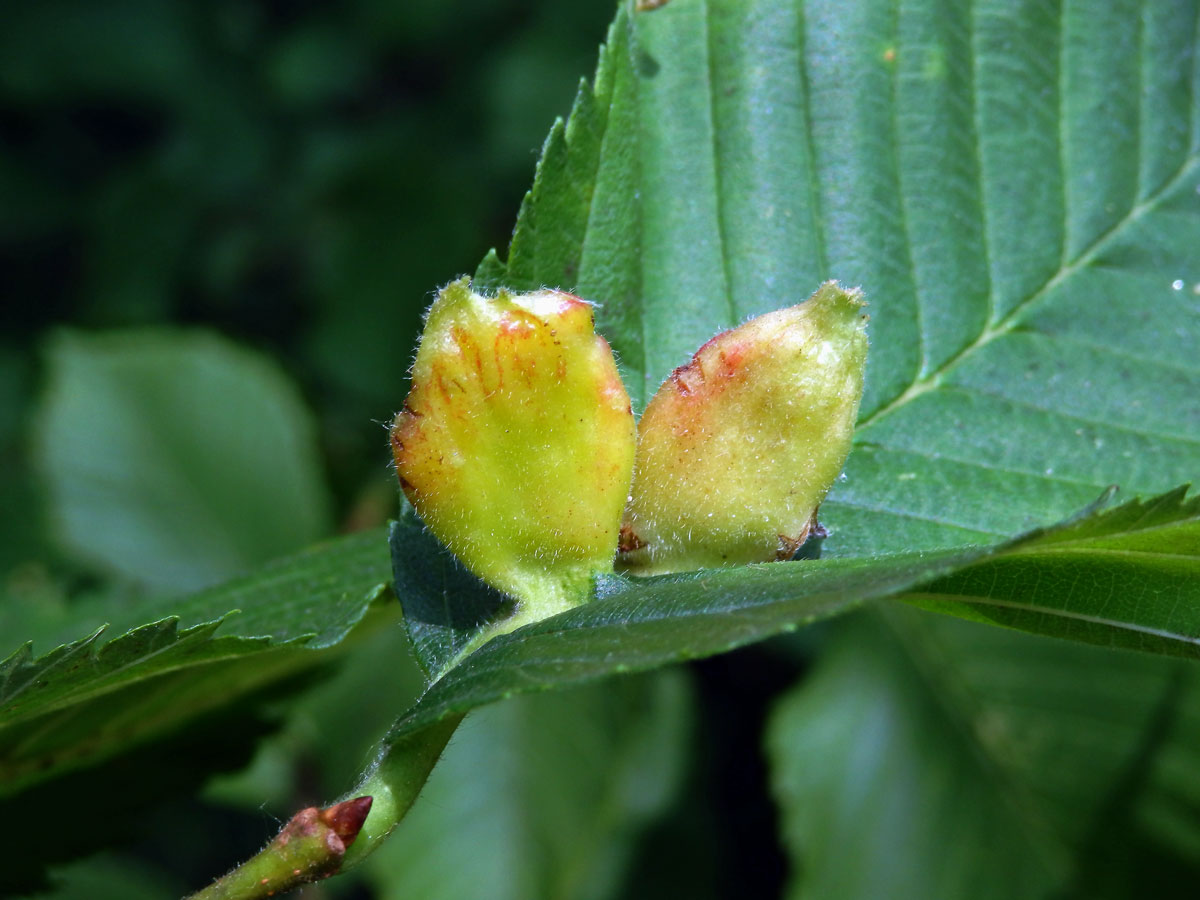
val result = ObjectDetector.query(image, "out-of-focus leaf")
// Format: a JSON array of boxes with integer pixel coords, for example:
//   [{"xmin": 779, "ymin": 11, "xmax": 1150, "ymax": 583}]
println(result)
[
  {"xmin": 1, "ymin": 680, "xmax": 293, "ymax": 897},
  {"xmin": 0, "ymin": 0, "xmax": 197, "ymax": 102},
  {"xmin": 36, "ymin": 329, "xmax": 333, "ymax": 591},
  {"xmin": 266, "ymin": 24, "xmax": 369, "ymax": 108},
  {"xmin": 364, "ymin": 671, "xmax": 691, "ymax": 900},
  {"xmin": 767, "ymin": 608, "xmax": 1200, "ymax": 900},
  {"xmin": 82, "ymin": 170, "xmax": 195, "ymax": 323},
  {"xmin": 1138, "ymin": 677, "xmax": 1200, "ymax": 869}
]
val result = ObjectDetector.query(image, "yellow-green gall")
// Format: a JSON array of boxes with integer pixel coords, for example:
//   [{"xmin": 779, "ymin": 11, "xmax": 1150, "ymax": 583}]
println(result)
[
  {"xmin": 392, "ymin": 278, "xmax": 636, "ymax": 624},
  {"xmin": 619, "ymin": 281, "xmax": 868, "ymax": 575}
]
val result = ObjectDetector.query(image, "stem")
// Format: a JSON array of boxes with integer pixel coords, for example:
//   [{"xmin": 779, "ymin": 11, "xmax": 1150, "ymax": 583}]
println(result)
[
  {"xmin": 341, "ymin": 713, "xmax": 464, "ymax": 868},
  {"xmin": 189, "ymin": 797, "xmax": 373, "ymax": 900},
  {"xmin": 185, "ymin": 714, "xmax": 463, "ymax": 899}
]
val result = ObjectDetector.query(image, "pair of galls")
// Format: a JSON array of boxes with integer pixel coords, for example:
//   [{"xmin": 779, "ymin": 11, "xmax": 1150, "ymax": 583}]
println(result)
[{"xmin": 392, "ymin": 278, "xmax": 868, "ymax": 634}]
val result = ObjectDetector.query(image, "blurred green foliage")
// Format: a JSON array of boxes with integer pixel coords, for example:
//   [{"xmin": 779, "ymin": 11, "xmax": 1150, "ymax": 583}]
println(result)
[{"xmin": 0, "ymin": 0, "xmax": 614, "ymax": 539}]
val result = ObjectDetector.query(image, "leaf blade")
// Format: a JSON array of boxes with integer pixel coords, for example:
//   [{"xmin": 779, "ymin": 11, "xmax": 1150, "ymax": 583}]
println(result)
[
  {"xmin": 0, "ymin": 528, "xmax": 393, "ymax": 794},
  {"xmin": 376, "ymin": 488, "xmax": 1198, "ymax": 754},
  {"xmin": 905, "ymin": 488, "xmax": 1200, "ymax": 657},
  {"xmin": 766, "ymin": 606, "xmax": 1200, "ymax": 900},
  {"xmin": 387, "ymin": 546, "xmax": 991, "ymax": 741},
  {"xmin": 477, "ymin": 0, "xmax": 1200, "ymax": 563},
  {"xmin": 35, "ymin": 329, "xmax": 334, "ymax": 591}
]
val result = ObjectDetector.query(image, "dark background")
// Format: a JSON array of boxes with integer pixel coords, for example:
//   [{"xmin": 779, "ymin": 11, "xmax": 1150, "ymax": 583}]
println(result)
[{"xmin": 1, "ymin": 0, "xmax": 613, "ymax": 545}]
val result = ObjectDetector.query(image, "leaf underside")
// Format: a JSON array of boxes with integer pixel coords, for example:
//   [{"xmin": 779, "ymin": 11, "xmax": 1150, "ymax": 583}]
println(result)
[{"xmin": 389, "ymin": 512, "xmax": 510, "ymax": 679}]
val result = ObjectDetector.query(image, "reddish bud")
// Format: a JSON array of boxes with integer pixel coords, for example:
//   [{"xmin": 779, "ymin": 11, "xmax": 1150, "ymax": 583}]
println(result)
[{"xmin": 620, "ymin": 281, "xmax": 868, "ymax": 574}]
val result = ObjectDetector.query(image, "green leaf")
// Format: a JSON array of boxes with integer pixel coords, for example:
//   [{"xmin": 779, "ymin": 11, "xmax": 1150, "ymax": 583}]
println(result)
[
  {"xmin": 0, "ymin": 344, "xmax": 42, "ymax": 572},
  {"xmin": 0, "ymin": 528, "xmax": 392, "ymax": 797},
  {"xmin": 2, "ymin": 685, "xmax": 293, "ymax": 896},
  {"xmin": 36, "ymin": 330, "xmax": 333, "ymax": 591},
  {"xmin": 384, "ymin": 542, "xmax": 994, "ymax": 743},
  {"xmin": 766, "ymin": 608, "xmax": 1200, "ymax": 900},
  {"xmin": 906, "ymin": 487, "xmax": 1200, "ymax": 657},
  {"xmin": 368, "ymin": 0, "xmax": 1200, "ymax": 835},
  {"xmin": 769, "ymin": 613, "xmax": 1061, "ymax": 900},
  {"xmin": 1137, "ymin": 675, "xmax": 1200, "ymax": 869},
  {"xmin": 373, "ymin": 488, "xmax": 1197, "ymax": 753},
  {"xmin": 474, "ymin": 0, "xmax": 1200, "ymax": 561},
  {"xmin": 364, "ymin": 672, "xmax": 690, "ymax": 900}
]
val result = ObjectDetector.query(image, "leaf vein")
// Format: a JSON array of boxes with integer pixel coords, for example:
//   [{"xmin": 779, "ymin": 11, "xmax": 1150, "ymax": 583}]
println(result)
[
  {"xmin": 890, "ymin": 4, "xmax": 926, "ymax": 379},
  {"xmin": 796, "ymin": 0, "xmax": 829, "ymax": 277},
  {"xmin": 858, "ymin": 153, "xmax": 1200, "ymax": 430},
  {"xmin": 702, "ymin": 0, "xmax": 736, "ymax": 328},
  {"xmin": 824, "ymin": 497, "xmax": 1006, "ymax": 535},
  {"xmin": 1192, "ymin": 3, "xmax": 1200, "ymax": 153},
  {"xmin": 861, "ymin": 440, "xmax": 1116, "ymax": 491},
  {"xmin": 1016, "ymin": 328, "xmax": 1200, "ymax": 378},
  {"xmin": 1056, "ymin": 0, "xmax": 1070, "ymax": 265},
  {"xmin": 908, "ymin": 592, "xmax": 1200, "ymax": 647},
  {"xmin": 1135, "ymin": 0, "xmax": 1148, "ymax": 201},
  {"xmin": 951, "ymin": 383, "xmax": 1200, "ymax": 447},
  {"xmin": 969, "ymin": 0, "xmax": 996, "ymax": 328}
]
